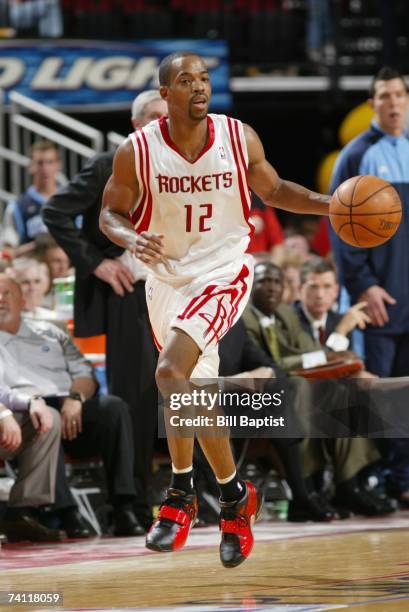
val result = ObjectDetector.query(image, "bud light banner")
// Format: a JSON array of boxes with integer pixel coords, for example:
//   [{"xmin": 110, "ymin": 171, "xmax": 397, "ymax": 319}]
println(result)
[{"xmin": 0, "ymin": 39, "xmax": 230, "ymax": 111}]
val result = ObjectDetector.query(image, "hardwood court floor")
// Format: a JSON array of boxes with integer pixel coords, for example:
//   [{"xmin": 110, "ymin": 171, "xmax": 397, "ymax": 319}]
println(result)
[{"xmin": 1, "ymin": 512, "xmax": 409, "ymax": 611}]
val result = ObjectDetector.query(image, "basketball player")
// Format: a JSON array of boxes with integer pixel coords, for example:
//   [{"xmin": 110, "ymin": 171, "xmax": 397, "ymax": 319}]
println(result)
[{"xmin": 100, "ymin": 52, "xmax": 330, "ymax": 568}]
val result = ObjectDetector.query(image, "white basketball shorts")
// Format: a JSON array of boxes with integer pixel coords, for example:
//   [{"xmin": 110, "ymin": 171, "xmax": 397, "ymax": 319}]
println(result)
[{"xmin": 145, "ymin": 257, "xmax": 254, "ymax": 378}]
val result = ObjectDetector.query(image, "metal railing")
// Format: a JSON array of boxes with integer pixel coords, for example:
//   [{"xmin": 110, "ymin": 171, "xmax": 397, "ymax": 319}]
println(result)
[
  {"xmin": 7, "ymin": 91, "xmax": 104, "ymax": 198},
  {"xmin": 0, "ymin": 145, "xmax": 29, "ymax": 206},
  {"xmin": 107, "ymin": 131, "xmax": 126, "ymax": 151}
]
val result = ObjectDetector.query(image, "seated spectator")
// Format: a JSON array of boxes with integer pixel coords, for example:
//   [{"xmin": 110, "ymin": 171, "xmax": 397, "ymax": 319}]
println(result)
[
  {"xmin": 9, "ymin": 257, "xmax": 54, "ymax": 316},
  {"xmin": 242, "ymin": 261, "xmax": 393, "ymax": 518},
  {"xmin": 217, "ymin": 319, "xmax": 335, "ymax": 522},
  {"xmin": 34, "ymin": 233, "xmax": 72, "ymax": 280},
  {"xmin": 243, "ymin": 261, "xmax": 339, "ymax": 372},
  {"xmin": 283, "ymin": 232, "xmax": 313, "ymax": 262},
  {"xmin": 0, "ymin": 275, "xmax": 145, "ymax": 536},
  {"xmin": 283, "ymin": 217, "xmax": 330, "ymax": 258},
  {"xmin": 0, "ymin": 384, "xmax": 64, "ymax": 542},
  {"xmin": 1, "ymin": 140, "xmax": 61, "ymax": 251},
  {"xmin": 293, "ymin": 257, "xmax": 370, "ymax": 353},
  {"xmin": 280, "ymin": 253, "xmax": 303, "ymax": 304}
]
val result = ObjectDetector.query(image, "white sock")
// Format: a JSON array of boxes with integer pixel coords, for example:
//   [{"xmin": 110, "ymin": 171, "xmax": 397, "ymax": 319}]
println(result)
[
  {"xmin": 172, "ymin": 464, "xmax": 193, "ymax": 474},
  {"xmin": 216, "ymin": 470, "xmax": 237, "ymax": 485}
]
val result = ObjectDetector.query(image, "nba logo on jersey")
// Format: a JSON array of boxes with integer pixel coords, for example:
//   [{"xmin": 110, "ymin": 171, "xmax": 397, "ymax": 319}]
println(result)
[
  {"xmin": 218, "ymin": 146, "xmax": 226, "ymax": 159},
  {"xmin": 148, "ymin": 286, "xmax": 153, "ymax": 301}
]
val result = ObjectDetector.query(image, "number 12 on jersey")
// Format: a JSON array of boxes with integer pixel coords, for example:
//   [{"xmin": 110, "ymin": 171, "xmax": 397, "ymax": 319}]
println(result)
[{"xmin": 184, "ymin": 204, "xmax": 213, "ymax": 233}]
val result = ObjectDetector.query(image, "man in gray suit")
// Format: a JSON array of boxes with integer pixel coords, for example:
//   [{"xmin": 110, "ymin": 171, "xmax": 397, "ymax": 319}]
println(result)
[{"xmin": 0, "ymin": 385, "xmax": 64, "ymax": 541}]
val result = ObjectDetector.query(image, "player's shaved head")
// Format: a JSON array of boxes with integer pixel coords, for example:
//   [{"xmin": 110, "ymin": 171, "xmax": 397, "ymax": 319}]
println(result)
[{"xmin": 159, "ymin": 52, "xmax": 205, "ymax": 86}]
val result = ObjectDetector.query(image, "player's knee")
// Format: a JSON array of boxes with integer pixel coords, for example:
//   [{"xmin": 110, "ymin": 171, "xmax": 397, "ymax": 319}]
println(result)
[{"xmin": 155, "ymin": 360, "xmax": 184, "ymax": 387}]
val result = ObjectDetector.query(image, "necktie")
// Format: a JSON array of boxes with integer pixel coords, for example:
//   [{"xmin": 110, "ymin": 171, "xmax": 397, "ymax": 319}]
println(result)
[
  {"xmin": 265, "ymin": 324, "xmax": 281, "ymax": 361},
  {"xmin": 318, "ymin": 325, "xmax": 326, "ymax": 346}
]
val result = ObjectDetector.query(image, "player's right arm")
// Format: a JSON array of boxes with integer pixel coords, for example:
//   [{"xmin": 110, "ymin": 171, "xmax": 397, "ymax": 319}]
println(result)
[{"xmin": 100, "ymin": 139, "xmax": 164, "ymax": 264}]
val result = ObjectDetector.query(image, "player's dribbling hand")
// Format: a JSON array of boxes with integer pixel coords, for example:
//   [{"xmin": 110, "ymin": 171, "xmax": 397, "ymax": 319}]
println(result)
[
  {"xmin": 133, "ymin": 232, "xmax": 164, "ymax": 264},
  {"xmin": 358, "ymin": 285, "xmax": 396, "ymax": 327}
]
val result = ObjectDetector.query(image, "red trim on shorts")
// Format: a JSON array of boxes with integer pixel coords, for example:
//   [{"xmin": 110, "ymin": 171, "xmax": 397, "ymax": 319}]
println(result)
[
  {"xmin": 178, "ymin": 283, "xmax": 217, "ymax": 320},
  {"xmin": 178, "ymin": 264, "xmax": 250, "ymax": 346},
  {"xmin": 159, "ymin": 116, "xmax": 215, "ymax": 164},
  {"xmin": 227, "ymin": 118, "xmax": 254, "ymax": 241},
  {"xmin": 225, "ymin": 264, "xmax": 249, "ymax": 330},
  {"xmin": 204, "ymin": 297, "xmax": 228, "ymax": 345},
  {"xmin": 149, "ymin": 320, "xmax": 162, "ymax": 352},
  {"xmin": 204, "ymin": 266, "xmax": 249, "ymax": 345}
]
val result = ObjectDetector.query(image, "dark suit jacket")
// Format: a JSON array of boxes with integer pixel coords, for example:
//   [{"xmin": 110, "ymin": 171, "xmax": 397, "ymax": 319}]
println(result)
[
  {"xmin": 292, "ymin": 301, "xmax": 350, "ymax": 345},
  {"xmin": 218, "ymin": 319, "xmax": 278, "ymax": 376},
  {"xmin": 242, "ymin": 303, "xmax": 320, "ymax": 372},
  {"xmin": 42, "ymin": 152, "xmax": 123, "ymax": 336}
]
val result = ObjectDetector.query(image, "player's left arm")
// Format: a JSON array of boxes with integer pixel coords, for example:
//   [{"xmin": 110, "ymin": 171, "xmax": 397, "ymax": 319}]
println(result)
[{"xmin": 244, "ymin": 123, "xmax": 330, "ymax": 215}]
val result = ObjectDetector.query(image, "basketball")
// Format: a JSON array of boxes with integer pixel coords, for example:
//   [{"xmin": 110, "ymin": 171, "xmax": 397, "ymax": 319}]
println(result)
[{"xmin": 329, "ymin": 175, "xmax": 402, "ymax": 248}]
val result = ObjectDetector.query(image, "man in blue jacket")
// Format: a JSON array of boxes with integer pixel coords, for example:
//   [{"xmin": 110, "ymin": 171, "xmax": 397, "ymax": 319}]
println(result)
[
  {"xmin": 330, "ymin": 66, "xmax": 409, "ymax": 377},
  {"xmin": 330, "ymin": 67, "xmax": 409, "ymax": 503}
]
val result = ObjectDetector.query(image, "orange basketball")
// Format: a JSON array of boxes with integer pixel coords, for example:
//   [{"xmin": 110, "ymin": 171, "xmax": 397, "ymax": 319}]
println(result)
[{"xmin": 329, "ymin": 175, "xmax": 402, "ymax": 248}]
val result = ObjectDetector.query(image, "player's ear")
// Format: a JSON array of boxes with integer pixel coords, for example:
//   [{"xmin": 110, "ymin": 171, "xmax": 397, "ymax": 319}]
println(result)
[
  {"xmin": 160, "ymin": 85, "xmax": 169, "ymax": 102},
  {"xmin": 368, "ymin": 97, "xmax": 375, "ymax": 110}
]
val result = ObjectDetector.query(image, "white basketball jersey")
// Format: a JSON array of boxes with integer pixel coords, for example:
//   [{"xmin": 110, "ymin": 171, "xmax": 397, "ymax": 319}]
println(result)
[{"xmin": 129, "ymin": 114, "xmax": 254, "ymax": 286}]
